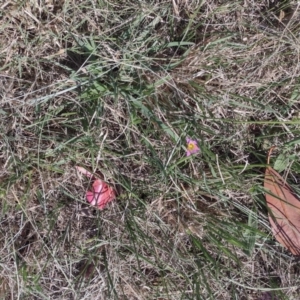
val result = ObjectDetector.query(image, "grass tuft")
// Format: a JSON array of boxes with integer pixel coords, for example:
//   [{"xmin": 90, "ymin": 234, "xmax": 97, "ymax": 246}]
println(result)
[{"xmin": 1, "ymin": 0, "xmax": 300, "ymax": 299}]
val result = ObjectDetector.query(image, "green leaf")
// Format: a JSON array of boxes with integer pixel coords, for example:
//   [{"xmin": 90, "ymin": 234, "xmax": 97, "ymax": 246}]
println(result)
[{"xmin": 273, "ymin": 153, "xmax": 289, "ymax": 173}]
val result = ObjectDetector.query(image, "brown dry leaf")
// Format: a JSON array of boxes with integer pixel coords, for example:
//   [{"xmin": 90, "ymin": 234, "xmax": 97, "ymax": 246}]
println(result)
[{"xmin": 264, "ymin": 147, "xmax": 300, "ymax": 255}]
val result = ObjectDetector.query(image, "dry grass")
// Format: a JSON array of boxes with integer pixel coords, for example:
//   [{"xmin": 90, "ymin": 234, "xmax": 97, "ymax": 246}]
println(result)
[{"xmin": 1, "ymin": 0, "xmax": 300, "ymax": 299}]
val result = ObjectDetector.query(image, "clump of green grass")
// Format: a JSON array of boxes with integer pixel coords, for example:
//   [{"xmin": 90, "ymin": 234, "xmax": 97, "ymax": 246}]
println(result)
[{"xmin": 1, "ymin": 0, "xmax": 300, "ymax": 299}]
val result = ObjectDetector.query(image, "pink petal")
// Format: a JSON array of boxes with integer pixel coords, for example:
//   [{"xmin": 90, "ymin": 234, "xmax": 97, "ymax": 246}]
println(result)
[
  {"xmin": 86, "ymin": 191, "xmax": 95, "ymax": 203},
  {"xmin": 86, "ymin": 179, "xmax": 115, "ymax": 210},
  {"xmin": 76, "ymin": 166, "xmax": 116, "ymax": 210},
  {"xmin": 76, "ymin": 166, "xmax": 94, "ymax": 178}
]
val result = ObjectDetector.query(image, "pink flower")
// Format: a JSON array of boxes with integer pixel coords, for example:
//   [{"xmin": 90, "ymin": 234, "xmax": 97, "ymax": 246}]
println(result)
[
  {"xmin": 186, "ymin": 138, "xmax": 199, "ymax": 156},
  {"xmin": 76, "ymin": 166, "xmax": 116, "ymax": 210}
]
